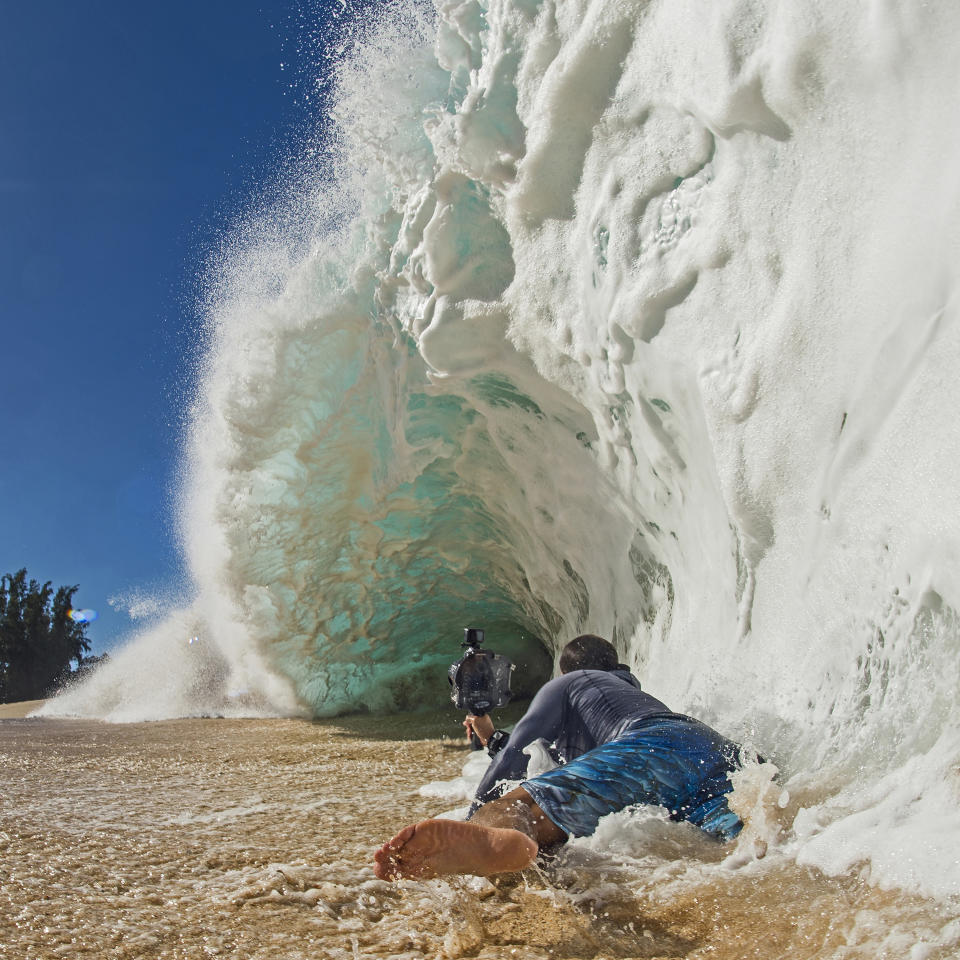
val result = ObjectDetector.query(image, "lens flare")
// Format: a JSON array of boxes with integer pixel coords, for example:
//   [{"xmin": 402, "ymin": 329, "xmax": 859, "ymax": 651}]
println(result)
[{"xmin": 68, "ymin": 608, "xmax": 99, "ymax": 623}]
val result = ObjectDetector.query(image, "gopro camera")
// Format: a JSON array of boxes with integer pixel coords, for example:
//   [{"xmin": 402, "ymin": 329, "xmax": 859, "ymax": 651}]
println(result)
[{"xmin": 448, "ymin": 627, "xmax": 514, "ymax": 746}]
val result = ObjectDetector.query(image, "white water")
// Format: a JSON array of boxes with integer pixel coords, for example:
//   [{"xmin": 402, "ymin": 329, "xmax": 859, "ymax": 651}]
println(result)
[{"xmin": 43, "ymin": 0, "xmax": 960, "ymax": 910}]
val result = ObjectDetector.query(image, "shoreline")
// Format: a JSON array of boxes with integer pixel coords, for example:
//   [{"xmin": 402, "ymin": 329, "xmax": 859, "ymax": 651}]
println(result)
[{"xmin": 0, "ymin": 700, "xmax": 47, "ymax": 719}]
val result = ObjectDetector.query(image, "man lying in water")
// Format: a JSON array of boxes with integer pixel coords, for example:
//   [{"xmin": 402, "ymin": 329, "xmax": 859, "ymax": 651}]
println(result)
[{"xmin": 374, "ymin": 634, "xmax": 749, "ymax": 880}]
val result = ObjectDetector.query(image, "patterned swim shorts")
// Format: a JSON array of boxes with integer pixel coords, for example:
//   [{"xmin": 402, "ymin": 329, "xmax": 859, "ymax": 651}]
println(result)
[{"xmin": 521, "ymin": 714, "xmax": 744, "ymax": 841}]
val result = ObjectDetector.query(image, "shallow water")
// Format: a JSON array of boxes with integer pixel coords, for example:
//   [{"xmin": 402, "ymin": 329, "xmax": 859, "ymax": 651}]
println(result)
[{"xmin": 2, "ymin": 715, "xmax": 957, "ymax": 960}]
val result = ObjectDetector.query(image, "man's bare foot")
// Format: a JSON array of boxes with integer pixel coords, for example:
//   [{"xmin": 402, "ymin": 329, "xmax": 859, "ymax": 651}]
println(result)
[{"xmin": 373, "ymin": 819, "xmax": 538, "ymax": 880}]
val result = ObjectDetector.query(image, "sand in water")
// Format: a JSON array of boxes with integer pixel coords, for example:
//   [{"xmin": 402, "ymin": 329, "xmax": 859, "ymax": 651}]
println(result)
[{"xmin": 1, "ymin": 712, "xmax": 955, "ymax": 959}]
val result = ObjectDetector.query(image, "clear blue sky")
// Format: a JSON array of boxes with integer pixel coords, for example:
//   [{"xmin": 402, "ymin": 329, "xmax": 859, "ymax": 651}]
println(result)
[{"xmin": 0, "ymin": 1, "xmax": 346, "ymax": 655}]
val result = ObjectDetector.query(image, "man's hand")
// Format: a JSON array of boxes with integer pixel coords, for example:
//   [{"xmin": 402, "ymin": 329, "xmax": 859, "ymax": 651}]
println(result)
[{"xmin": 464, "ymin": 713, "xmax": 495, "ymax": 746}]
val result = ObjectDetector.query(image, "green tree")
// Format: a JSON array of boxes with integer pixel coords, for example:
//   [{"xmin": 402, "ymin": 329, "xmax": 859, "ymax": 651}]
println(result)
[{"xmin": 0, "ymin": 569, "xmax": 91, "ymax": 703}]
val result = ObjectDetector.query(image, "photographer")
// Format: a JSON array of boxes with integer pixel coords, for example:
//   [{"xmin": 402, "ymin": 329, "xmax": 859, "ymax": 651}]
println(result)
[{"xmin": 374, "ymin": 634, "xmax": 751, "ymax": 881}]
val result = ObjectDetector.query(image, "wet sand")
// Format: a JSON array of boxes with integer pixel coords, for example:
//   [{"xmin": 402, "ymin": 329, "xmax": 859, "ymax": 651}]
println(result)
[
  {"xmin": 1, "ymin": 712, "xmax": 956, "ymax": 959},
  {"xmin": 0, "ymin": 699, "xmax": 46, "ymax": 719}
]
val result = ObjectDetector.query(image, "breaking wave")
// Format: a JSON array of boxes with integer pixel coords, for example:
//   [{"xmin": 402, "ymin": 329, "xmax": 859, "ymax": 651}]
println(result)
[{"xmin": 44, "ymin": 0, "xmax": 960, "ymax": 905}]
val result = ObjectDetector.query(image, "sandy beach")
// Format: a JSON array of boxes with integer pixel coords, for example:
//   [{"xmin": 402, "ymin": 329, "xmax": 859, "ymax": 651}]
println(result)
[
  {"xmin": 0, "ymin": 699, "xmax": 46, "ymax": 719},
  {"xmin": 2, "ymin": 710, "xmax": 957, "ymax": 959}
]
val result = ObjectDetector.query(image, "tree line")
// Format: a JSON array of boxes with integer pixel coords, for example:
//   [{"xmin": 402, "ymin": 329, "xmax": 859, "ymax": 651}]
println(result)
[{"xmin": 0, "ymin": 568, "xmax": 92, "ymax": 703}]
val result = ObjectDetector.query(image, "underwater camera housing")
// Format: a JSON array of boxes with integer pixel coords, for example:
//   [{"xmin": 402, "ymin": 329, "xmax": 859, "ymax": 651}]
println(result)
[{"xmin": 448, "ymin": 627, "xmax": 514, "ymax": 719}]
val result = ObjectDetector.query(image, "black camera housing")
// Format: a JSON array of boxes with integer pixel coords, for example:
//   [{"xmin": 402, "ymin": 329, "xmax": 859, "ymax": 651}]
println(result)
[{"xmin": 448, "ymin": 627, "xmax": 514, "ymax": 716}]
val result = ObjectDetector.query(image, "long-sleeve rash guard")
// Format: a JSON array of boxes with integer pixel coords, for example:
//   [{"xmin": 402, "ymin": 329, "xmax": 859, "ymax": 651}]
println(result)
[{"xmin": 470, "ymin": 668, "xmax": 675, "ymax": 812}]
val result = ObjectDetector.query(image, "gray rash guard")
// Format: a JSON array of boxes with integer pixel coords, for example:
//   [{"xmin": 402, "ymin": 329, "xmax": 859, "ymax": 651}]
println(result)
[{"xmin": 470, "ymin": 668, "xmax": 676, "ymax": 812}]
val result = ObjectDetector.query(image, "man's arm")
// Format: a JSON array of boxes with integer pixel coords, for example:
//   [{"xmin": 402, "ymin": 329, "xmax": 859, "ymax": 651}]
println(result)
[
  {"xmin": 468, "ymin": 676, "xmax": 567, "ymax": 812},
  {"xmin": 464, "ymin": 713, "xmax": 510, "ymax": 758},
  {"xmin": 463, "ymin": 712, "xmax": 496, "ymax": 746}
]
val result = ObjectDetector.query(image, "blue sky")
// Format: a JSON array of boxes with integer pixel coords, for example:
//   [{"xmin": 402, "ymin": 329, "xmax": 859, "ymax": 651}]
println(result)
[{"xmin": 0, "ymin": 1, "xmax": 345, "ymax": 655}]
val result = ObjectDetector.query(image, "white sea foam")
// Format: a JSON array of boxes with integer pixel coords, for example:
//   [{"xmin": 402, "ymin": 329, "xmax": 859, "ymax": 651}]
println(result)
[{"xmin": 47, "ymin": 0, "xmax": 960, "ymax": 904}]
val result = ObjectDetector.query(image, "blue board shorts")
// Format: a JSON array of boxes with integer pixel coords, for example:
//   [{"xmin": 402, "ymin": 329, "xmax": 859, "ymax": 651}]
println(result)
[{"xmin": 521, "ymin": 714, "xmax": 744, "ymax": 841}]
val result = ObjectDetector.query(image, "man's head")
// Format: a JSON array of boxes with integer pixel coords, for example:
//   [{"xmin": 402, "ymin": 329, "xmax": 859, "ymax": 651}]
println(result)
[{"xmin": 559, "ymin": 634, "xmax": 620, "ymax": 674}]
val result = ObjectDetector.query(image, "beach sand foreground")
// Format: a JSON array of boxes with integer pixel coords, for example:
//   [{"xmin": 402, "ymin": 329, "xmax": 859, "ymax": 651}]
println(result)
[{"xmin": 1, "ymin": 711, "xmax": 955, "ymax": 959}]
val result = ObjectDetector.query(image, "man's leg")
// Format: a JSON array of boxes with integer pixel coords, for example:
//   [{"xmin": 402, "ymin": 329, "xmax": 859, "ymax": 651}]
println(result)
[
  {"xmin": 520, "ymin": 719, "xmax": 744, "ymax": 841},
  {"xmin": 372, "ymin": 787, "xmax": 566, "ymax": 880}
]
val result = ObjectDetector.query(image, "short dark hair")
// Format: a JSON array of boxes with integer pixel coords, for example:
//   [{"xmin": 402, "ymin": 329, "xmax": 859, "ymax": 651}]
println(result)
[{"xmin": 559, "ymin": 634, "xmax": 619, "ymax": 673}]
